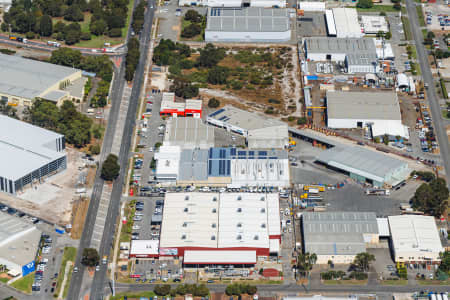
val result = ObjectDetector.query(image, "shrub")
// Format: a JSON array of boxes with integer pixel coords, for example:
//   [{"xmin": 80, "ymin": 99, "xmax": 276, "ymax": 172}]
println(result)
[
  {"xmin": 81, "ymin": 32, "xmax": 91, "ymax": 40},
  {"xmin": 101, "ymin": 154, "xmax": 120, "ymax": 181},
  {"xmin": 268, "ymin": 98, "xmax": 281, "ymax": 104},
  {"xmin": 208, "ymin": 98, "xmax": 220, "ymax": 108}
]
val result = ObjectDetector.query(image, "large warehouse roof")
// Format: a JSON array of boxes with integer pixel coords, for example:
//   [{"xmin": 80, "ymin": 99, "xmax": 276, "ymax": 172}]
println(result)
[
  {"xmin": 164, "ymin": 118, "xmax": 214, "ymax": 149},
  {"xmin": 327, "ymin": 91, "xmax": 401, "ymax": 121},
  {"xmin": 0, "ymin": 213, "xmax": 41, "ymax": 270},
  {"xmin": 316, "ymin": 146, "xmax": 408, "ymax": 183},
  {"xmin": 0, "ymin": 115, "xmax": 65, "ymax": 181},
  {"xmin": 332, "ymin": 8, "xmax": 362, "ymax": 38},
  {"xmin": 388, "ymin": 215, "xmax": 443, "ymax": 254},
  {"xmin": 304, "ymin": 37, "xmax": 376, "ymax": 55},
  {"xmin": 0, "ymin": 53, "xmax": 80, "ymax": 99},
  {"xmin": 206, "ymin": 7, "xmax": 290, "ymax": 32},
  {"xmin": 178, "ymin": 149, "xmax": 209, "ymax": 181},
  {"xmin": 184, "ymin": 250, "xmax": 256, "ymax": 264},
  {"xmin": 208, "ymin": 105, "xmax": 287, "ymax": 131},
  {"xmin": 302, "ymin": 212, "xmax": 378, "ymax": 255},
  {"xmin": 160, "ymin": 192, "xmax": 280, "ymax": 250}
]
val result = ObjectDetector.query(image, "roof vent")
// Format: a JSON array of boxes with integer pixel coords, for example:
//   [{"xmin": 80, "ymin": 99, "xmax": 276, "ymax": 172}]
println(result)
[
  {"xmin": 237, "ymin": 196, "xmax": 242, "ymax": 201},
  {"xmin": 184, "ymin": 207, "xmax": 188, "ymax": 212},
  {"xmin": 260, "ymin": 208, "xmax": 266, "ymax": 213},
  {"xmin": 260, "ymin": 196, "xmax": 265, "ymax": 201},
  {"xmin": 261, "ymin": 223, "xmax": 266, "ymax": 228},
  {"xmin": 254, "ymin": 235, "xmax": 259, "ymax": 240},
  {"xmin": 185, "ymin": 195, "xmax": 189, "ymax": 201},
  {"xmin": 181, "ymin": 234, "xmax": 186, "ymax": 240},
  {"xmin": 211, "ymin": 235, "xmax": 216, "ymax": 240},
  {"xmin": 182, "ymin": 222, "xmax": 187, "ymax": 227},
  {"xmin": 237, "ymin": 208, "xmax": 242, "ymax": 213},
  {"xmin": 212, "ymin": 223, "xmax": 216, "ymax": 228},
  {"xmin": 213, "ymin": 197, "xmax": 217, "ymax": 202},
  {"xmin": 237, "ymin": 234, "xmax": 242, "ymax": 240},
  {"xmin": 212, "ymin": 208, "xmax": 217, "ymax": 213},
  {"xmin": 237, "ymin": 222, "xmax": 242, "ymax": 228}
]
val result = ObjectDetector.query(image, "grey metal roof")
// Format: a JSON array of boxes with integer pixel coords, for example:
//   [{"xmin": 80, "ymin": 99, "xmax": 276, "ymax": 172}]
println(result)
[
  {"xmin": 0, "ymin": 53, "xmax": 81, "ymax": 99},
  {"xmin": 326, "ymin": 91, "xmax": 401, "ymax": 121},
  {"xmin": 304, "ymin": 37, "xmax": 376, "ymax": 54},
  {"xmin": 178, "ymin": 149, "xmax": 209, "ymax": 181},
  {"xmin": 42, "ymin": 90, "xmax": 69, "ymax": 102},
  {"xmin": 206, "ymin": 7, "xmax": 290, "ymax": 32},
  {"xmin": 316, "ymin": 146, "xmax": 408, "ymax": 181},
  {"xmin": 165, "ymin": 118, "xmax": 214, "ymax": 149},
  {"xmin": 302, "ymin": 212, "xmax": 378, "ymax": 255},
  {"xmin": 346, "ymin": 52, "xmax": 377, "ymax": 67},
  {"xmin": 0, "ymin": 115, "xmax": 65, "ymax": 181}
]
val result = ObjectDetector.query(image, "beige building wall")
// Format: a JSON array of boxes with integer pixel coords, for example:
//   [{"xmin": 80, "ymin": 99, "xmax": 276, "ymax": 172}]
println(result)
[
  {"xmin": 317, "ymin": 254, "xmax": 356, "ymax": 264},
  {"xmin": 393, "ymin": 251, "xmax": 441, "ymax": 264}
]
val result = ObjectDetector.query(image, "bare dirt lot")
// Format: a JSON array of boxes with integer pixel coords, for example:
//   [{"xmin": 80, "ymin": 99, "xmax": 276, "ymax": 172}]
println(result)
[{"xmin": 0, "ymin": 148, "xmax": 92, "ymax": 225}]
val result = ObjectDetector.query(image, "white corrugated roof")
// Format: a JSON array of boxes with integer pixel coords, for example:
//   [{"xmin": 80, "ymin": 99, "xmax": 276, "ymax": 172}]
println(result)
[
  {"xmin": 332, "ymin": 8, "xmax": 362, "ymax": 38},
  {"xmin": 130, "ymin": 240, "xmax": 159, "ymax": 255},
  {"xmin": 388, "ymin": 215, "xmax": 443, "ymax": 254},
  {"xmin": 155, "ymin": 146, "xmax": 181, "ymax": 177},
  {"xmin": 269, "ymin": 239, "xmax": 280, "ymax": 253},
  {"xmin": 325, "ymin": 10, "xmax": 336, "ymax": 36},
  {"xmin": 377, "ymin": 218, "xmax": 390, "ymax": 237},
  {"xmin": 184, "ymin": 250, "xmax": 256, "ymax": 264}
]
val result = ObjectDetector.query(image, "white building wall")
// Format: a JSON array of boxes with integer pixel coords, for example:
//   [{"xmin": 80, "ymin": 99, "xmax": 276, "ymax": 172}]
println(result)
[
  {"xmin": 306, "ymin": 53, "xmax": 346, "ymax": 62},
  {"xmin": 251, "ymin": 0, "xmax": 286, "ymax": 7},
  {"xmin": 347, "ymin": 64, "xmax": 375, "ymax": 74},
  {"xmin": 179, "ymin": 0, "xmax": 284, "ymax": 6},
  {"xmin": 229, "ymin": 158, "xmax": 290, "ymax": 187},
  {"xmin": 205, "ymin": 30, "xmax": 291, "ymax": 43},
  {"xmin": 393, "ymin": 250, "xmax": 441, "ymax": 264}
]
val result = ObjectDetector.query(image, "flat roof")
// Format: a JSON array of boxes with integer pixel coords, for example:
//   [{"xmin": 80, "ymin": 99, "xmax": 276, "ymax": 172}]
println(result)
[
  {"xmin": 0, "ymin": 53, "xmax": 80, "ymax": 99},
  {"xmin": 0, "ymin": 213, "xmax": 41, "ymax": 267},
  {"xmin": 302, "ymin": 212, "xmax": 378, "ymax": 255},
  {"xmin": 178, "ymin": 149, "xmax": 209, "ymax": 181},
  {"xmin": 377, "ymin": 218, "xmax": 390, "ymax": 237},
  {"xmin": 332, "ymin": 8, "xmax": 362, "ymax": 38},
  {"xmin": 360, "ymin": 15, "xmax": 389, "ymax": 33},
  {"xmin": 327, "ymin": 91, "xmax": 401, "ymax": 121},
  {"xmin": 207, "ymin": 105, "xmax": 287, "ymax": 131},
  {"xmin": 388, "ymin": 215, "xmax": 444, "ymax": 254},
  {"xmin": 130, "ymin": 240, "xmax": 159, "ymax": 256},
  {"xmin": 164, "ymin": 118, "xmax": 214, "ymax": 149},
  {"xmin": 155, "ymin": 145, "xmax": 181, "ymax": 177},
  {"xmin": 206, "ymin": 7, "xmax": 290, "ymax": 33},
  {"xmin": 304, "ymin": 37, "xmax": 376, "ymax": 55},
  {"xmin": 185, "ymin": 99, "xmax": 202, "ymax": 110},
  {"xmin": 184, "ymin": 250, "xmax": 256, "ymax": 264},
  {"xmin": 0, "ymin": 115, "xmax": 65, "ymax": 181},
  {"xmin": 316, "ymin": 146, "xmax": 408, "ymax": 182},
  {"xmin": 160, "ymin": 192, "xmax": 280, "ymax": 250},
  {"xmin": 325, "ymin": 10, "xmax": 336, "ymax": 36}
]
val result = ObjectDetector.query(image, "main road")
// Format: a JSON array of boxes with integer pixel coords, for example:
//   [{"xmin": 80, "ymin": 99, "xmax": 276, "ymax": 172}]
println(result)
[
  {"xmin": 405, "ymin": 0, "xmax": 450, "ymax": 183},
  {"xmin": 66, "ymin": 0, "xmax": 156, "ymax": 299}
]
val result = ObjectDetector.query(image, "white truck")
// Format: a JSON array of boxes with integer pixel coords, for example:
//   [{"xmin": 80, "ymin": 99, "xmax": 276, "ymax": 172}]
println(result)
[{"xmin": 365, "ymin": 189, "xmax": 390, "ymax": 196}]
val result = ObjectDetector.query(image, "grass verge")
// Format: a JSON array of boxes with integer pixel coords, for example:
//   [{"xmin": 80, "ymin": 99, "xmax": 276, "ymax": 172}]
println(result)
[
  {"xmin": 442, "ymin": 109, "xmax": 450, "ymax": 119},
  {"xmin": 55, "ymin": 247, "xmax": 77, "ymax": 297},
  {"xmin": 402, "ymin": 16, "xmax": 412, "ymax": 40},
  {"xmin": 10, "ymin": 273, "xmax": 35, "ymax": 294},
  {"xmin": 323, "ymin": 279, "xmax": 368, "ymax": 285},
  {"xmin": 416, "ymin": 6, "xmax": 425, "ymax": 27},
  {"xmin": 355, "ymin": 5, "xmax": 399, "ymax": 12},
  {"xmin": 110, "ymin": 291, "xmax": 155, "ymax": 300},
  {"xmin": 440, "ymin": 78, "xmax": 448, "ymax": 99},
  {"xmin": 62, "ymin": 264, "xmax": 74, "ymax": 299},
  {"xmin": 418, "ymin": 279, "xmax": 450, "ymax": 285},
  {"xmin": 380, "ymin": 279, "xmax": 408, "ymax": 285}
]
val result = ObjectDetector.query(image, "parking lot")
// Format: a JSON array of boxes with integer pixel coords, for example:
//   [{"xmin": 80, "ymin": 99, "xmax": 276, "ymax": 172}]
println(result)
[
  {"xmin": 297, "ymin": 12, "xmax": 327, "ymax": 38},
  {"xmin": 133, "ymin": 257, "xmax": 182, "ymax": 282}
]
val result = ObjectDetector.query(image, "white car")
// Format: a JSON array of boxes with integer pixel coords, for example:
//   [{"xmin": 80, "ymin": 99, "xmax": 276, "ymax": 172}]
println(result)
[
  {"xmin": 132, "ymin": 225, "xmax": 141, "ymax": 230},
  {"xmin": 95, "ymin": 265, "xmax": 100, "ymax": 272}
]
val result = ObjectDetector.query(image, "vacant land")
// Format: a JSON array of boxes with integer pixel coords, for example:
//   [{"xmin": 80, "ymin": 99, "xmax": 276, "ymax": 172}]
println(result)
[{"xmin": 71, "ymin": 197, "xmax": 90, "ymax": 239}]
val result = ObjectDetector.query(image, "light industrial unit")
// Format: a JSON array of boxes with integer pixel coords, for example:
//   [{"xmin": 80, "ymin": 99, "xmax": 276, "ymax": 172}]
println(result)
[
  {"xmin": 326, "ymin": 8, "xmax": 363, "ymax": 38},
  {"xmin": 159, "ymin": 192, "xmax": 280, "ymax": 266},
  {"xmin": 360, "ymin": 15, "xmax": 389, "ymax": 35},
  {"xmin": 129, "ymin": 240, "xmax": 159, "ymax": 258},
  {"xmin": 159, "ymin": 92, "xmax": 202, "ymax": 118},
  {"xmin": 302, "ymin": 212, "xmax": 379, "ymax": 264},
  {"xmin": 205, "ymin": 7, "xmax": 291, "ymax": 43},
  {"xmin": 0, "ymin": 115, "xmax": 66, "ymax": 195},
  {"xmin": 207, "ymin": 105, "xmax": 289, "ymax": 149},
  {"xmin": 178, "ymin": 0, "xmax": 286, "ymax": 8},
  {"xmin": 0, "ymin": 212, "xmax": 41, "ymax": 277},
  {"xmin": 0, "ymin": 53, "xmax": 85, "ymax": 107},
  {"xmin": 163, "ymin": 118, "xmax": 214, "ymax": 149},
  {"xmin": 388, "ymin": 215, "xmax": 444, "ymax": 264},
  {"xmin": 326, "ymin": 91, "xmax": 410, "ymax": 138},
  {"xmin": 316, "ymin": 146, "xmax": 410, "ymax": 188}
]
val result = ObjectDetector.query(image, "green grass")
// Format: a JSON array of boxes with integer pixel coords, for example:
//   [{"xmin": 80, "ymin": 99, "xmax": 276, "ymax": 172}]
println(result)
[
  {"xmin": 122, "ymin": 0, "xmax": 136, "ymax": 38},
  {"xmin": 402, "ymin": 17, "xmax": 413, "ymax": 40},
  {"xmin": 417, "ymin": 6, "xmax": 425, "ymax": 27},
  {"xmin": 380, "ymin": 279, "xmax": 408, "ymax": 285},
  {"xmin": 442, "ymin": 109, "xmax": 450, "ymax": 119},
  {"xmin": 110, "ymin": 291, "xmax": 155, "ymax": 300},
  {"xmin": 422, "ymin": 28, "xmax": 428, "ymax": 39},
  {"xmin": 10, "ymin": 273, "xmax": 34, "ymax": 294},
  {"xmin": 355, "ymin": 5, "xmax": 399, "ymax": 12},
  {"xmin": 55, "ymin": 247, "xmax": 77, "ymax": 297},
  {"xmin": 418, "ymin": 279, "xmax": 450, "ymax": 285},
  {"xmin": 407, "ymin": 45, "xmax": 417, "ymax": 59},
  {"xmin": 440, "ymin": 78, "xmax": 448, "ymax": 99},
  {"xmin": 62, "ymin": 265, "xmax": 74, "ymax": 299},
  {"xmin": 0, "ymin": 277, "xmax": 9, "ymax": 283},
  {"xmin": 323, "ymin": 279, "xmax": 368, "ymax": 285}
]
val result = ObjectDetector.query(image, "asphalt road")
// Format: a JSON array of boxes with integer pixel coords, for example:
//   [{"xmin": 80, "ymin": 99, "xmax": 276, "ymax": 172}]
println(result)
[
  {"xmin": 89, "ymin": 1, "xmax": 157, "ymax": 299},
  {"xmin": 406, "ymin": 0, "xmax": 450, "ymax": 184}
]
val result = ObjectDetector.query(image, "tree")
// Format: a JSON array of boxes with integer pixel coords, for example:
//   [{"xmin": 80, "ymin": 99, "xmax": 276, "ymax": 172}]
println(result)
[
  {"xmin": 184, "ymin": 9, "xmax": 203, "ymax": 23},
  {"xmin": 297, "ymin": 117, "xmax": 307, "ymax": 125},
  {"xmin": 393, "ymin": 3, "xmax": 401, "ymax": 10},
  {"xmin": 101, "ymin": 154, "xmax": 120, "ymax": 181},
  {"xmin": 64, "ymin": 5, "xmax": 84, "ymax": 22},
  {"xmin": 39, "ymin": 15, "xmax": 53, "ymax": 36},
  {"xmin": 439, "ymin": 251, "xmax": 450, "ymax": 274},
  {"xmin": 65, "ymin": 30, "xmax": 81, "ymax": 45},
  {"xmin": 411, "ymin": 178, "xmax": 449, "ymax": 217},
  {"xmin": 352, "ymin": 252, "xmax": 375, "ymax": 272},
  {"xmin": 356, "ymin": 0, "xmax": 373, "ymax": 9},
  {"xmin": 81, "ymin": 248, "xmax": 99, "ymax": 267},
  {"xmin": 198, "ymin": 43, "xmax": 225, "ymax": 68},
  {"xmin": 170, "ymin": 79, "xmax": 199, "ymax": 99},
  {"xmin": 207, "ymin": 66, "xmax": 229, "ymax": 85},
  {"xmin": 181, "ymin": 23, "xmax": 202, "ymax": 38},
  {"xmin": 208, "ymin": 98, "xmax": 220, "ymax": 108},
  {"xmin": 89, "ymin": 144, "xmax": 101, "ymax": 155},
  {"xmin": 125, "ymin": 37, "xmax": 140, "ymax": 81},
  {"xmin": 154, "ymin": 285, "xmax": 171, "ymax": 296},
  {"xmin": 54, "ymin": 21, "xmax": 66, "ymax": 33},
  {"xmin": 108, "ymin": 28, "xmax": 122, "ymax": 37},
  {"xmin": 297, "ymin": 252, "xmax": 317, "ymax": 276},
  {"xmin": 90, "ymin": 19, "xmax": 107, "ymax": 35},
  {"xmin": 385, "ymin": 31, "xmax": 392, "ymax": 40}
]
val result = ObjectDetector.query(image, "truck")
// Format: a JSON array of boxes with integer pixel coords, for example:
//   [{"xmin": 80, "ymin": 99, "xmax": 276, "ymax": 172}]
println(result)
[
  {"xmin": 365, "ymin": 189, "xmax": 390, "ymax": 196},
  {"xmin": 303, "ymin": 185, "xmax": 325, "ymax": 192},
  {"xmin": 307, "ymin": 188, "xmax": 319, "ymax": 194},
  {"xmin": 9, "ymin": 36, "xmax": 27, "ymax": 43},
  {"xmin": 281, "ymin": 220, "xmax": 286, "ymax": 228},
  {"xmin": 47, "ymin": 41, "xmax": 61, "ymax": 47},
  {"xmin": 102, "ymin": 256, "xmax": 107, "ymax": 265}
]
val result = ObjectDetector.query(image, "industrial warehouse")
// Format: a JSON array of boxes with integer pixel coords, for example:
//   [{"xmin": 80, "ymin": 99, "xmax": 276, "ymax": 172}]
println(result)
[
  {"xmin": 326, "ymin": 8, "xmax": 363, "ymax": 38},
  {"xmin": 159, "ymin": 192, "xmax": 281, "ymax": 266},
  {"xmin": 0, "ymin": 115, "xmax": 66, "ymax": 195},
  {"xmin": 179, "ymin": 0, "xmax": 286, "ymax": 7},
  {"xmin": 301, "ymin": 212, "xmax": 379, "ymax": 264},
  {"xmin": 207, "ymin": 105, "xmax": 289, "ymax": 149},
  {"xmin": 163, "ymin": 118, "xmax": 215, "ymax": 150},
  {"xmin": 159, "ymin": 92, "xmax": 202, "ymax": 118},
  {"xmin": 388, "ymin": 215, "xmax": 444, "ymax": 264},
  {"xmin": 326, "ymin": 91, "xmax": 409, "ymax": 139},
  {"xmin": 0, "ymin": 213, "xmax": 41, "ymax": 277},
  {"xmin": 205, "ymin": 7, "xmax": 291, "ymax": 43},
  {"xmin": 316, "ymin": 145, "xmax": 410, "ymax": 188},
  {"xmin": 0, "ymin": 53, "xmax": 85, "ymax": 107}
]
